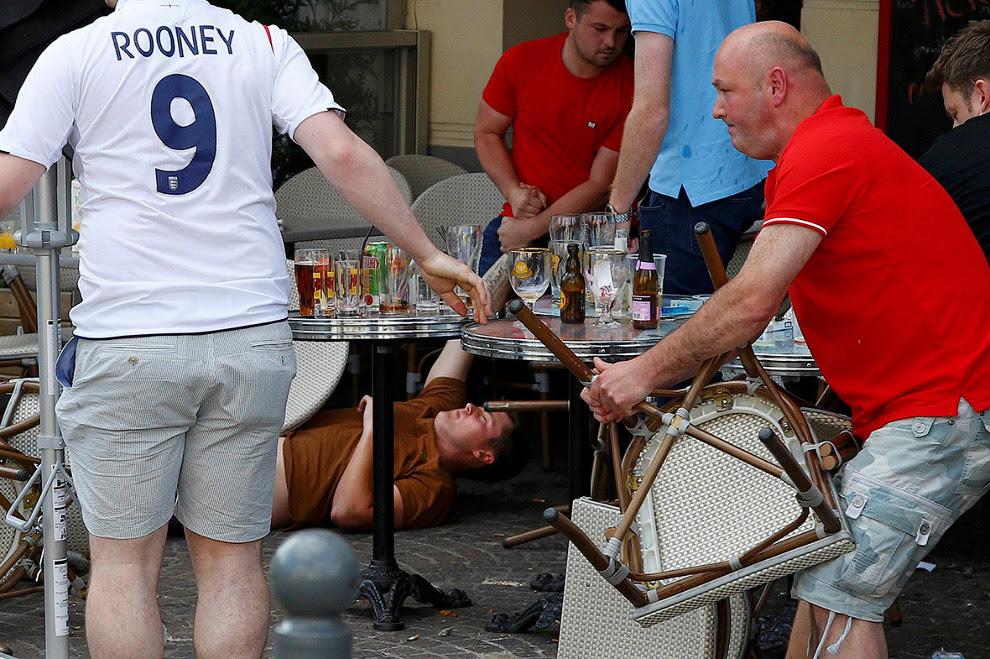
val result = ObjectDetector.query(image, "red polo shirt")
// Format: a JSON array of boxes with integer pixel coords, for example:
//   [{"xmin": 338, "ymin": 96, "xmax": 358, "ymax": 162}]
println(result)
[
  {"xmin": 763, "ymin": 96, "xmax": 990, "ymax": 437},
  {"xmin": 483, "ymin": 32, "xmax": 633, "ymax": 210}
]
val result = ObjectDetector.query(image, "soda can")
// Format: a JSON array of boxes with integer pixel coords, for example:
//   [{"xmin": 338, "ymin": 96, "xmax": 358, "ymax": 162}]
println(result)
[{"xmin": 363, "ymin": 241, "xmax": 389, "ymax": 311}]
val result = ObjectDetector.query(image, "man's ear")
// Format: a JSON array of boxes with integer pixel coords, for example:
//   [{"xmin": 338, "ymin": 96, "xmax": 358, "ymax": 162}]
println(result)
[
  {"xmin": 473, "ymin": 449, "xmax": 495, "ymax": 465},
  {"xmin": 768, "ymin": 67, "xmax": 788, "ymax": 107},
  {"xmin": 565, "ymin": 7, "xmax": 577, "ymax": 30},
  {"xmin": 975, "ymin": 78, "xmax": 990, "ymax": 115}
]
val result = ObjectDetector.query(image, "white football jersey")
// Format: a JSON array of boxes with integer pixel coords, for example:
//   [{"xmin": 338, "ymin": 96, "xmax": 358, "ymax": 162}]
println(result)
[{"xmin": 0, "ymin": 0, "xmax": 343, "ymax": 337}]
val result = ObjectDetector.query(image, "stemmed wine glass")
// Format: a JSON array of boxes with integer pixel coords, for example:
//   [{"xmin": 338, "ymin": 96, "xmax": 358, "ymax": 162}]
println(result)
[
  {"xmin": 584, "ymin": 248, "xmax": 628, "ymax": 329},
  {"xmin": 509, "ymin": 248, "xmax": 551, "ymax": 329}
]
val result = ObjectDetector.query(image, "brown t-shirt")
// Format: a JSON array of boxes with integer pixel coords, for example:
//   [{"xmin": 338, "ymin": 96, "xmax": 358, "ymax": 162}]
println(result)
[{"xmin": 282, "ymin": 377, "xmax": 464, "ymax": 529}]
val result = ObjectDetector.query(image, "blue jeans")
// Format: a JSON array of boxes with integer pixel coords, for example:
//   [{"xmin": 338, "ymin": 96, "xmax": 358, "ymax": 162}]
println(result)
[
  {"xmin": 478, "ymin": 215, "xmax": 505, "ymax": 276},
  {"xmin": 639, "ymin": 183, "xmax": 764, "ymax": 295}
]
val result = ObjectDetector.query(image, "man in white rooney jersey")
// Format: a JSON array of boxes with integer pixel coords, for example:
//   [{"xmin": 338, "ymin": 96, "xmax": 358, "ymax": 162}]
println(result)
[{"xmin": 0, "ymin": 0, "xmax": 489, "ymax": 657}]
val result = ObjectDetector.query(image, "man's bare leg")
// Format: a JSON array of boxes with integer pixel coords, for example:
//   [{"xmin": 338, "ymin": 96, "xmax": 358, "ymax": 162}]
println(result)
[
  {"xmin": 86, "ymin": 525, "xmax": 169, "ymax": 659},
  {"xmin": 185, "ymin": 529, "xmax": 269, "ymax": 659},
  {"xmin": 785, "ymin": 599, "xmax": 887, "ymax": 658}
]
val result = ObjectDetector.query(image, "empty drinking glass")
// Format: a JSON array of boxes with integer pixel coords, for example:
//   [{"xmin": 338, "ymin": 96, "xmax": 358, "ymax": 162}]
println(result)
[
  {"xmin": 509, "ymin": 248, "xmax": 551, "ymax": 328},
  {"xmin": 584, "ymin": 248, "xmax": 628, "ymax": 329},
  {"xmin": 549, "ymin": 214, "xmax": 585, "ymax": 244},
  {"xmin": 583, "ymin": 211, "xmax": 619, "ymax": 249}
]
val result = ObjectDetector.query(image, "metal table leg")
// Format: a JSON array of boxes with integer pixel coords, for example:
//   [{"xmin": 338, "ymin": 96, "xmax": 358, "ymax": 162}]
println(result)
[{"xmin": 357, "ymin": 341, "xmax": 470, "ymax": 631}]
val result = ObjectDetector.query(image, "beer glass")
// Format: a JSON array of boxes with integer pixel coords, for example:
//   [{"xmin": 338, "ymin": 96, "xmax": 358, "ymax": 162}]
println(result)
[
  {"xmin": 446, "ymin": 224, "xmax": 483, "ymax": 306},
  {"xmin": 294, "ymin": 247, "xmax": 330, "ymax": 317},
  {"xmin": 335, "ymin": 249, "xmax": 362, "ymax": 317},
  {"xmin": 380, "ymin": 245, "xmax": 411, "ymax": 314},
  {"xmin": 509, "ymin": 248, "xmax": 551, "ymax": 330}
]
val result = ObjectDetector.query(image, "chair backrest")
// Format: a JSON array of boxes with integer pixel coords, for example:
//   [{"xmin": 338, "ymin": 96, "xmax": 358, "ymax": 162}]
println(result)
[
  {"xmin": 410, "ymin": 172, "xmax": 505, "ymax": 250},
  {"xmin": 725, "ymin": 219, "xmax": 761, "ymax": 279},
  {"xmin": 385, "ymin": 154, "xmax": 467, "ymax": 200},
  {"xmin": 282, "ymin": 260, "xmax": 349, "ymax": 432},
  {"xmin": 275, "ymin": 165, "xmax": 413, "ymax": 237}
]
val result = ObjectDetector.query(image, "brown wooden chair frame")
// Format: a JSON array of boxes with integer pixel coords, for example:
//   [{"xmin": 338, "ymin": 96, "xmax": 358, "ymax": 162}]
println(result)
[{"xmin": 504, "ymin": 222, "xmax": 854, "ymax": 626}]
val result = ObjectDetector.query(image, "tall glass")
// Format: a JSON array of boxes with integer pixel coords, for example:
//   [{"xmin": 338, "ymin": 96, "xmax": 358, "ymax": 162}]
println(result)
[
  {"xmin": 509, "ymin": 248, "xmax": 551, "ymax": 326},
  {"xmin": 584, "ymin": 248, "xmax": 629, "ymax": 329},
  {"xmin": 446, "ymin": 224, "xmax": 483, "ymax": 308},
  {"xmin": 410, "ymin": 260, "xmax": 440, "ymax": 314},
  {"xmin": 380, "ymin": 245, "xmax": 411, "ymax": 314},
  {"xmin": 294, "ymin": 247, "xmax": 330, "ymax": 317},
  {"xmin": 335, "ymin": 249, "xmax": 362, "ymax": 317},
  {"xmin": 583, "ymin": 211, "xmax": 619, "ymax": 250}
]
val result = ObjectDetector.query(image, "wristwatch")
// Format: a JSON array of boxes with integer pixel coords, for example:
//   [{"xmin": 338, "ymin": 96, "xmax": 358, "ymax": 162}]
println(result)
[{"xmin": 606, "ymin": 203, "xmax": 633, "ymax": 224}]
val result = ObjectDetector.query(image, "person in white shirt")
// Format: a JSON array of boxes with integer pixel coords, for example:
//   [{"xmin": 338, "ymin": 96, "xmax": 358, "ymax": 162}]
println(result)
[{"xmin": 0, "ymin": 1, "xmax": 489, "ymax": 656}]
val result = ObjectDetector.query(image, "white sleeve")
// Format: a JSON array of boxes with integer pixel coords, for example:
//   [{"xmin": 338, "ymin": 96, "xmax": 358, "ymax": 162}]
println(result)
[
  {"xmin": 0, "ymin": 35, "xmax": 76, "ymax": 168},
  {"xmin": 268, "ymin": 26, "xmax": 345, "ymax": 140}
]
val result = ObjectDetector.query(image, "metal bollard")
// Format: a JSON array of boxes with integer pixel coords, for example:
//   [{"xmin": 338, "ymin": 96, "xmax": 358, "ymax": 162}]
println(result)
[{"xmin": 271, "ymin": 529, "xmax": 361, "ymax": 659}]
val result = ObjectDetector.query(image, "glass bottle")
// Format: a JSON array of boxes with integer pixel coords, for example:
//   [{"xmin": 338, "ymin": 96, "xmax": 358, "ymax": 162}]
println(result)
[
  {"xmin": 560, "ymin": 243, "xmax": 586, "ymax": 324},
  {"xmin": 632, "ymin": 229, "xmax": 659, "ymax": 330}
]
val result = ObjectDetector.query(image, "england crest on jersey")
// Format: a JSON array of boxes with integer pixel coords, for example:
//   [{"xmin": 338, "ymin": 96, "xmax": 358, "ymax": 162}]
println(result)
[{"xmin": 168, "ymin": 176, "xmax": 178, "ymax": 191}]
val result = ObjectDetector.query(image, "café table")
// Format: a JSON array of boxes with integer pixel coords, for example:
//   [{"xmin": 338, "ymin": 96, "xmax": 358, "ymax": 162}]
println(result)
[
  {"xmin": 461, "ymin": 300, "xmax": 678, "ymax": 502},
  {"xmin": 288, "ymin": 310, "xmax": 471, "ymax": 631}
]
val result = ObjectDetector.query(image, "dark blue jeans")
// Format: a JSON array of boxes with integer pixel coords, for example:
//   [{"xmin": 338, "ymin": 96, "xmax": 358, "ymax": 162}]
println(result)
[
  {"xmin": 478, "ymin": 215, "xmax": 505, "ymax": 276},
  {"xmin": 639, "ymin": 182, "xmax": 764, "ymax": 295}
]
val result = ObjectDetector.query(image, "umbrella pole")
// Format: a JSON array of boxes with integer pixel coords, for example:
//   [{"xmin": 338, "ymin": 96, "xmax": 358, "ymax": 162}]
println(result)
[{"xmin": 21, "ymin": 165, "xmax": 72, "ymax": 659}]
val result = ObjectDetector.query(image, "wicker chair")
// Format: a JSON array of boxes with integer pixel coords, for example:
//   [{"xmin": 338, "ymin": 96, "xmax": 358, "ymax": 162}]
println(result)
[
  {"xmin": 410, "ymin": 172, "xmax": 505, "ymax": 250},
  {"xmin": 276, "ymin": 165, "xmax": 413, "ymax": 255},
  {"xmin": 281, "ymin": 259, "xmax": 349, "ymax": 433},
  {"xmin": 385, "ymin": 154, "xmax": 467, "ymax": 201}
]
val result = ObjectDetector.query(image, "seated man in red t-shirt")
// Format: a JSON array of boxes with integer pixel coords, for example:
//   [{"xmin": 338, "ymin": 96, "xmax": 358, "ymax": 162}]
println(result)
[
  {"xmin": 475, "ymin": 0, "xmax": 634, "ymax": 274},
  {"xmin": 584, "ymin": 22, "xmax": 990, "ymax": 658},
  {"xmin": 273, "ymin": 339, "xmax": 516, "ymax": 531}
]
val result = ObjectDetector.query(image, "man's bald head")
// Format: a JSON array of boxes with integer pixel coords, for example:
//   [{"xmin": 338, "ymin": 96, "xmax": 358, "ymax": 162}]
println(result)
[
  {"xmin": 712, "ymin": 21, "xmax": 830, "ymax": 162},
  {"xmin": 720, "ymin": 21, "xmax": 824, "ymax": 86}
]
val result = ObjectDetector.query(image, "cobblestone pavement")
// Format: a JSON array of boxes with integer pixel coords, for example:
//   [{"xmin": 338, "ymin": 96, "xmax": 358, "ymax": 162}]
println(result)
[{"xmin": 2, "ymin": 463, "xmax": 988, "ymax": 658}]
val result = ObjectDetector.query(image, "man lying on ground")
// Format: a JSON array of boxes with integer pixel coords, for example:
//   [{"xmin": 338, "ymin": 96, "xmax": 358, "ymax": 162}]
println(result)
[{"xmin": 273, "ymin": 339, "xmax": 517, "ymax": 531}]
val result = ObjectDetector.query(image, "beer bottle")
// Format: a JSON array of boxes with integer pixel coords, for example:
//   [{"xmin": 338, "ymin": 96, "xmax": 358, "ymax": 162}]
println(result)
[
  {"xmin": 632, "ymin": 229, "xmax": 659, "ymax": 330},
  {"xmin": 560, "ymin": 243, "xmax": 585, "ymax": 324}
]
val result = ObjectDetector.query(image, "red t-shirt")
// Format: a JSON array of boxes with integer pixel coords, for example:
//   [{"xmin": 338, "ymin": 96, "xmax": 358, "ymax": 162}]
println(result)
[
  {"xmin": 763, "ymin": 96, "xmax": 990, "ymax": 437},
  {"xmin": 482, "ymin": 32, "xmax": 633, "ymax": 211}
]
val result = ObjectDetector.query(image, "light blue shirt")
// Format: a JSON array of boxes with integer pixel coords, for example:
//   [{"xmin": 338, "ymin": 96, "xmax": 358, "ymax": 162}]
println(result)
[{"xmin": 629, "ymin": 0, "xmax": 771, "ymax": 206}]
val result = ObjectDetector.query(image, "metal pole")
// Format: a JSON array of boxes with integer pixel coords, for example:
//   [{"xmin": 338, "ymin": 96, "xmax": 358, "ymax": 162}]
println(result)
[{"xmin": 22, "ymin": 166, "xmax": 71, "ymax": 659}]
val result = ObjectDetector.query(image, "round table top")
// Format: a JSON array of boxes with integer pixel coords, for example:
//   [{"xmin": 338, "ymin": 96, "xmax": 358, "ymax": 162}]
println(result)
[
  {"xmin": 722, "ymin": 341, "xmax": 820, "ymax": 378},
  {"xmin": 461, "ymin": 316, "xmax": 661, "ymax": 363},
  {"xmin": 288, "ymin": 310, "xmax": 468, "ymax": 341}
]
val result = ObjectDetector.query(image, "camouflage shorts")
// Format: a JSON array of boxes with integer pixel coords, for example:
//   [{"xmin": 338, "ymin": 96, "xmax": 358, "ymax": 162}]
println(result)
[{"xmin": 793, "ymin": 397, "xmax": 990, "ymax": 622}]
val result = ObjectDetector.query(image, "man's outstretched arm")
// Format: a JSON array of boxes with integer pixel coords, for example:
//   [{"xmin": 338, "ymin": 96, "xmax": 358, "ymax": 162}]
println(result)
[
  {"xmin": 424, "ymin": 339, "xmax": 474, "ymax": 387},
  {"xmin": 294, "ymin": 111, "xmax": 491, "ymax": 322}
]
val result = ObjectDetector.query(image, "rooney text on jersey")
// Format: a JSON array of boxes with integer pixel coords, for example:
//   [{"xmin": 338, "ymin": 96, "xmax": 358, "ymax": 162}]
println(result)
[{"xmin": 111, "ymin": 25, "xmax": 234, "ymax": 60}]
